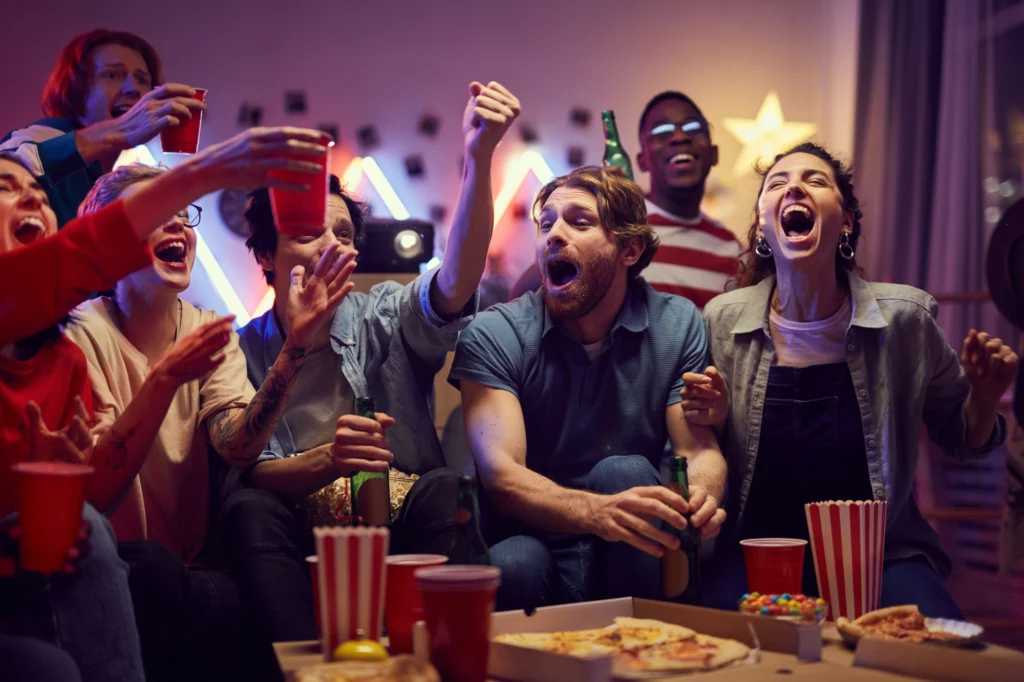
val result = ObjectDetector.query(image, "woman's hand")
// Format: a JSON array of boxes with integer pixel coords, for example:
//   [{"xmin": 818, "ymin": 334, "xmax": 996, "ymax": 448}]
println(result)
[{"xmin": 679, "ymin": 366, "xmax": 729, "ymax": 427}]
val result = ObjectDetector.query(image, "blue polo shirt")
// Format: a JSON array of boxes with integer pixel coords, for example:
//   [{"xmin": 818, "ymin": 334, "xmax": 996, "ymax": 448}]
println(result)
[{"xmin": 448, "ymin": 279, "xmax": 707, "ymax": 487}]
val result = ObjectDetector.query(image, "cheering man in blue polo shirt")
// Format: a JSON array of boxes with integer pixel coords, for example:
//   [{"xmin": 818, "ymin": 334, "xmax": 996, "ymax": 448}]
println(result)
[{"xmin": 450, "ymin": 166, "xmax": 727, "ymax": 611}]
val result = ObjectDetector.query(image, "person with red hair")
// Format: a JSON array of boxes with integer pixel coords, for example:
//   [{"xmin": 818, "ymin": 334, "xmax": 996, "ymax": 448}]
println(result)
[{"xmin": 1, "ymin": 29, "xmax": 205, "ymax": 226}]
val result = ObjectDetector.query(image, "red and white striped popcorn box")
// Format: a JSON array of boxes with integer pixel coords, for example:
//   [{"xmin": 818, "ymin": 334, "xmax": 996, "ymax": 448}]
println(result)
[
  {"xmin": 314, "ymin": 526, "xmax": 389, "ymax": 660},
  {"xmin": 804, "ymin": 500, "xmax": 887, "ymax": 621}
]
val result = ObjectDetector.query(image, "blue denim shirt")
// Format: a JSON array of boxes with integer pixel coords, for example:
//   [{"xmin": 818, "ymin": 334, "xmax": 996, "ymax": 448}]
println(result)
[
  {"xmin": 703, "ymin": 273, "xmax": 1007, "ymax": 576},
  {"xmin": 448, "ymin": 279, "xmax": 706, "ymax": 487},
  {"xmin": 237, "ymin": 268, "xmax": 478, "ymax": 475}
]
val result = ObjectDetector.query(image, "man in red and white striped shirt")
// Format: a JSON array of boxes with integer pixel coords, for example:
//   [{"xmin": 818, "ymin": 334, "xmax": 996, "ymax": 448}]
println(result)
[{"xmin": 636, "ymin": 91, "xmax": 741, "ymax": 309}]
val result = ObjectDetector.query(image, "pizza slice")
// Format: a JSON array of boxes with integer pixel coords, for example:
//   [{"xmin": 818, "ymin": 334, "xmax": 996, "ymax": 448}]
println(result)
[
  {"xmin": 605, "ymin": 617, "xmax": 696, "ymax": 651},
  {"xmin": 836, "ymin": 605, "xmax": 964, "ymax": 644},
  {"xmin": 617, "ymin": 634, "xmax": 750, "ymax": 672}
]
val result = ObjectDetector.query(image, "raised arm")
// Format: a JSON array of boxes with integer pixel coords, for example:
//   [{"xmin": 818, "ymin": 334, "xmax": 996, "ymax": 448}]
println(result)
[
  {"xmin": 0, "ymin": 126, "xmax": 331, "ymax": 344},
  {"xmin": 461, "ymin": 380, "xmax": 688, "ymax": 557},
  {"xmin": 207, "ymin": 246, "xmax": 357, "ymax": 465},
  {"xmin": 431, "ymin": 82, "xmax": 520, "ymax": 318}
]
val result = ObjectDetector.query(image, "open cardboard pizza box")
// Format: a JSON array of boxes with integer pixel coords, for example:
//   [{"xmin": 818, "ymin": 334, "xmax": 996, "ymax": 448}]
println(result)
[
  {"xmin": 849, "ymin": 636, "xmax": 1024, "ymax": 682},
  {"xmin": 414, "ymin": 597, "xmax": 825, "ymax": 681}
]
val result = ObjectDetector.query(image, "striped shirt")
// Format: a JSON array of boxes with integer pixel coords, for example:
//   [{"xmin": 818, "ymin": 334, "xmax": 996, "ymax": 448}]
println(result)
[{"xmin": 642, "ymin": 200, "xmax": 742, "ymax": 309}]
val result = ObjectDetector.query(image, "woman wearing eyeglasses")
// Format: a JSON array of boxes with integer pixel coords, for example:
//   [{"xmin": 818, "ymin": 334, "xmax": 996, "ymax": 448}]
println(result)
[{"xmin": 64, "ymin": 161, "xmax": 353, "ymax": 681}]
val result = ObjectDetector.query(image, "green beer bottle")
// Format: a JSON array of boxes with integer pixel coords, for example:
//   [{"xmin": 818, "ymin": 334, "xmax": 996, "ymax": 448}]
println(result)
[
  {"xmin": 601, "ymin": 110, "xmax": 634, "ymax": 180},
  {"xmin": 449, "ymin": 474, "xmax": 490, "ymax": 565},
  {"xmin": 350, "ymin": 396, "xmax": 390, "ymax": 526},
  {"xmin": 662, "ymin": 456, "xmax": 701, "ymax": 604}
]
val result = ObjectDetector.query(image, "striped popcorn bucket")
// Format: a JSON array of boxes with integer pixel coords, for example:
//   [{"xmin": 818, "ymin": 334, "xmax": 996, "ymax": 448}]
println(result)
[
  {"xmin": 314, "ymin": 526, "xmax": 389, "ymax": 661},
  {"xmin": 805, "ymin": 500, "xmax": 887, "ymax": 621}
]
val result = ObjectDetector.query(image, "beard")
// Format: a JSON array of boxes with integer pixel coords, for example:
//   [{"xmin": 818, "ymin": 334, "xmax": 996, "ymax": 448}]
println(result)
[{"xmin": 542, "ymin": 245, "xmax": 618, "ymax": 320}]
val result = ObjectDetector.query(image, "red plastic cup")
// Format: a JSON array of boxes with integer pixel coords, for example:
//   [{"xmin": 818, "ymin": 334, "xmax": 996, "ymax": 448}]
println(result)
[
  {"xmin": 385, "ymin": 554, "xmax": 448, "ymax": 655},
  {"xmin": 741, "ymin": 538, "xmax": 807, "ymax": 595},
  {"xmin": 160, "ymin": 88, "xmax": 207, "ymax": 154},
  {"xmin": 306, "ymin": 555, "xmax": 321, "ymax": 636},
  {"xmin": 416, "ymin": 566, "xmax": 500, "ymax": 682},
  {"xmin": 13, "ymin": 462, "xmax": 94, "ymax": 573},
  {"xmin": 268, "ymin": 146, "xmax": 331, "ymax": 236}
]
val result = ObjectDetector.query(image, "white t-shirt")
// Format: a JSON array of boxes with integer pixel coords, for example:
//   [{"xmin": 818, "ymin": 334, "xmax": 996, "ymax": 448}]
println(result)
[
  {"xmin": 768, "ymin": 297, "xmax": 852, "ymax": 367},
  {"xmin": 581, "ymin": 338, "xmax": 606, "ymax": 362}
]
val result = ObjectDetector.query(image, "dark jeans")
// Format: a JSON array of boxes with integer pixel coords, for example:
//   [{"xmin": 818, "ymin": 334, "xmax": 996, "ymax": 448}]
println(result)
[
  {"xmin": 117, "ymin": 540, "xmax": 242, "ymax": 682},
  {"xmin": 489, "ymin": 455, "xmax": 663, "ymax": 612},
  {"xmin": 215, "ymin": 468, "xmax": 459, "ymax": 660},
  {"xmin": 702, "ymin": 550, "xmax": 964, "ymax": 620},
  {"xmin": 0, "ymin": 504, "xmax": 145, "ymax": 682},
  {"xmin": 0, "ymin": 635, "xmax": 82, "ymax": 682}
]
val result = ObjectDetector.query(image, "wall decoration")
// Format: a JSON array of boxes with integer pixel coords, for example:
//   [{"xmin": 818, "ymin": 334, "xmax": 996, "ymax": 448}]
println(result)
[
  {"xmin": 357, "ymin": 125, "xmax": 380, "ymax": 150},
  {"xmin": 218, "ymin": 188, "xmax": 252, "ymax": 238},
  {"xmin": 317, "ymin": 123, "xmax": 340, "ymax": 143},
  {"xmin": 429, "ymin": 204, "xmax": 447, "ymax": 225},
  {"xmin": 567, "ymin": 145, "xmax": 585, "ymax": 167},
  {"xmin": 237, "ymin": 103, "xmax": 263, "ymax": 128},
  {"xmin": 494, "ymin": 150, "xmax": 555, "ymax": 225},
  {"xmin": 723, "ymin": 91, "xmax": 817, "ymax": 177},
  {"xmin": 418, "ymin": 114, "xmax": 441, "ymax": 137},
  {"xmin": 518, "ymin": 123, "xmax": 539, "ymax": 144},
  {"xmin": 570, "ymin": 107, "xmax": 591, "ymax": 128},
  {"xmin": 404, "ymin": 154, "xmax": 425, "ymax": 178},
  {"xmin": 285, "ymin": 90, "xmax": 308, "ymax": 115}
]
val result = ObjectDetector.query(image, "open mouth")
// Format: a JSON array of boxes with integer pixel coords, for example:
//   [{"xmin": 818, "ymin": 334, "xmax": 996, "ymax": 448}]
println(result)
[
  {"xmin": 780, "ymin": 204, "xmax": 815, "ymax": 239},
  {"xmin": 667, "ymin": 152, "xmax": 696, "ymax": 169},
  {"xmin": 12, "ymin": 217, "xmax": 46, "ymax": 245},
  {"xmin": 154, "ymin": 239, "xmax": 188, "ymax": 268},
  {"xmin": 546, "ymin": 257, "xmax": 580, "ymax": 289},
  {"xmin": 110, "ymin": 103, "xmax": 134, "ymax": 118}
]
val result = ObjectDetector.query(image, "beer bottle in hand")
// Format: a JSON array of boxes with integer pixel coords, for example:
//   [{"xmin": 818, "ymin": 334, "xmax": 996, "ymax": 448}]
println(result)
[
  {"xmin": 601, "ymin": 110, "xmax": 634, "ymax": 180},
  {"xmin": 449, "ymin": 474, "xmax": 490, "ymax": 565},
  {"xmin": 350, "ymin": 396, "xmax": 390, "ymax": 527},
  {"xmin": 662, "ymin": 456, "xmax": 701, "ymax": 604}
]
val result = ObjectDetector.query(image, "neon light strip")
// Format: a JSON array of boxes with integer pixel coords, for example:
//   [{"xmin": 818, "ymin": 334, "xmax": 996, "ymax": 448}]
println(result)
[
  {"xmin": 493, "ymin": 150, "xmax": 555, "ymax": 225},
  {"xmin": 361, "ymin": 157, "xmax": 410, "ymax": 220},
  {"xmin": 195, "ymin": 232, "xmax": 251, "ymax": 326}
]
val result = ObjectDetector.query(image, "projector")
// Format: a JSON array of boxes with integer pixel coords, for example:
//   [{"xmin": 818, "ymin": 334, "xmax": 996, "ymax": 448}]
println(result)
[{"xmin": 357, "ymin": 218, "xmax": 435, "ymax": 273}]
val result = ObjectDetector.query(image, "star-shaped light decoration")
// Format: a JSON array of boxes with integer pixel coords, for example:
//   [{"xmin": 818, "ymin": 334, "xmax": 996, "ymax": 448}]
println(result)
[{"xmin": 723, "ymin": 92, "xmax": 817, "ymax": 177}]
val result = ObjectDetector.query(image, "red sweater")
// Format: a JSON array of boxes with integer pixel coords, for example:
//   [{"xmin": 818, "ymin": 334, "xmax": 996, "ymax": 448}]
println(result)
[
  {"xmin": 0, "ymin": 199, "xmax": 151, "ymax": 510},
  {"xmin": 0, "ymin": 200, "xmax": 152, "ymax": 345},
  {"xmin": 0, "ymin": 338, "xmax": 94, "ymax": 509}
]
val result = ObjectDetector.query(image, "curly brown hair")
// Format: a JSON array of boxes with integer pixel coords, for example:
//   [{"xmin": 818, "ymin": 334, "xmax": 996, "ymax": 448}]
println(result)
[
  {"xmin": 732, "ymin": 142, "xmax": 863, "ymax": 289},
  {"xmin": 41, "ymin": 29, "xmax": 163, "ymax": 123},
  {"xmin": 532, "ymin": 165, "xmax": 659, "ymax": 280}
]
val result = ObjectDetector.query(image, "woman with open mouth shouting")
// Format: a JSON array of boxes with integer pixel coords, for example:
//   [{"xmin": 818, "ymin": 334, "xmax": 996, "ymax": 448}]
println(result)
[
  {"xmin": 0, "ymin": 124, "xmax": 329, "ymax": 682},
  {"xmin": 680, "ymin": 142, "xmax": 1018, "ymax": 619}
]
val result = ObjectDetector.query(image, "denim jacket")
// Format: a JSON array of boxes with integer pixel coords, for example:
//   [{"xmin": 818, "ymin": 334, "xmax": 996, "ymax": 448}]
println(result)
[
  {"xmin": 703, "ymin": 272, "xmax": 1007, "ymax": 576},
  {"xmin": 237, "ymin": 268, "xmax": 478, "ymax": 476}
]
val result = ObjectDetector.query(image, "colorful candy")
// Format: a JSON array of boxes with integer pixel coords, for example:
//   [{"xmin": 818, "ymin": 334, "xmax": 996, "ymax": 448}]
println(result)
[{"xmin": 738, "ymin": 593, "xmax": 827, "ymax": 623}]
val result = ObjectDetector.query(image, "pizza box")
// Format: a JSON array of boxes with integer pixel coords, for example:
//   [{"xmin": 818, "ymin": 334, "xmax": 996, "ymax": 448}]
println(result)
[
  {"xmin": 413, "ymin": 597, "xmax": 823, "ymax": 682},
  {"xmin": 850, "ymin": 636, "xmax": 1024, "ymax": 682}
]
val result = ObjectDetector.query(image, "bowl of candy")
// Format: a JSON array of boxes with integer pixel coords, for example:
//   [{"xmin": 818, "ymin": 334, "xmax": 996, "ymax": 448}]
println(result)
[{"xmin": 739, "ymin": 592, "xmax": 828, "ymax": 623}]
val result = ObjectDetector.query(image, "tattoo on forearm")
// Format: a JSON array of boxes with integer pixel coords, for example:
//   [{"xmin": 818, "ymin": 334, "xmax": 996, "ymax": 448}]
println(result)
[{"xmin": 209, "ymin": 351, "xmax": 302, "ymax": 464}]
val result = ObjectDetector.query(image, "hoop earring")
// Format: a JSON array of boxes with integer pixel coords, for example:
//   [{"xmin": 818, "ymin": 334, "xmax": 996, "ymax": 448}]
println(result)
[
  {"xmin": 754, "ymin": 234, "xmax": 773, "ymax": 259},
  {"xmin": 838, "ymin": 232, "xmax": 855, "ymax": 260}
]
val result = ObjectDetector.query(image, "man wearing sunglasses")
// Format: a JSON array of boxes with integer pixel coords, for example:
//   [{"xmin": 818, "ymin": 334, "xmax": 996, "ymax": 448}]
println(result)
[
  {"xmin": 511, "ymin": 92, "xmax": 740, "ymax": 309},
  {"xmin": 635, "ymin": 91, "xmax": 741, "ymax": 310}
]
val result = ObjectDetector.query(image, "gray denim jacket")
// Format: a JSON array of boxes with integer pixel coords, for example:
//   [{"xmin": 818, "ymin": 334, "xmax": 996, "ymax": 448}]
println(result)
[
  {"xmin": 238, "ymin": 268, "xmax": 478, "ymax": 476},
  {"xmin": 703, "ymin": 272, "xmax": 1007, "ymax": 576}
]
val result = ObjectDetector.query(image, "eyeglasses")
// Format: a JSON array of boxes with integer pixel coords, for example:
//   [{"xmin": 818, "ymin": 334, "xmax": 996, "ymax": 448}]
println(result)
[
  {"xmin": 176, "ymin": 204, "xmax": 202, "ymax": 228},
  {"xmin": 646, "ymin": 118, "xmax": 709, "ymax": 143}
]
